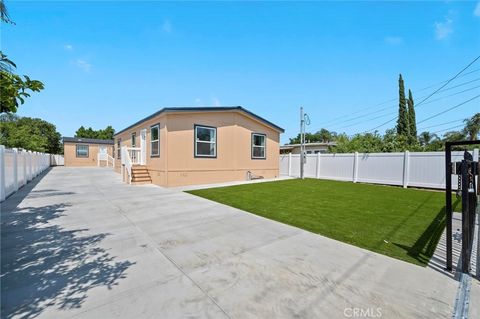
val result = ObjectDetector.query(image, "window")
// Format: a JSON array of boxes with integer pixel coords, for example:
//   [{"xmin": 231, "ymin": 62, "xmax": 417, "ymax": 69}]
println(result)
[
  {"xmin": 117, "ymin": 138, "xmax": 121, "ymax": 159},
  {"xmin": 76, "ymin": 144, "xmax": 89, "ymax": 158},
  {"xmin": 307, "ymin": 151, "xmax": 312, "ymax": 154},
  {"xmin": 150, "ymin": 124, "xmax": 160, "ymax": 157},
  {"xmin": 251, "ymin": 133, "xmax": 266, "ymax": 159},
  {"xmin": 195, "ymin": 125, "xmax": 216, "ymax": 158},
  {"xmin": 131, "ymin": 132, "xmax": 136, "ymax": 147}
]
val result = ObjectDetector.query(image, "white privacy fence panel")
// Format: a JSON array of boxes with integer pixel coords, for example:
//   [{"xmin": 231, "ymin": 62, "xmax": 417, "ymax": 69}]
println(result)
[
  {"xmin": 0, "ymin": 145, "xmax": 59, "ymax": 202},
  {"xmin": 51, "ymin": 154, "xmax": 65, "ymax": 166},
  {"xmin": 279, "ymin": 150, "xmax": 477, "ymax": 190},
  {"xmin": 318, "ymin": 154, "xmax": 355, "ymax": 181},
  {"xmin": 357, "ymin": 152, "xmax": 405, "ymax": 186}
]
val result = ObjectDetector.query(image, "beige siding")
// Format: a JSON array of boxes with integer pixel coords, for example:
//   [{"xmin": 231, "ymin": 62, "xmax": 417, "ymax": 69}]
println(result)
[
  {"xmin": 114, "ymin": 110, "xmax": 281, "ymax": 187},
  {"xmin": 64, "ymin": 142, "xmax": 113, "ymax": 167}
]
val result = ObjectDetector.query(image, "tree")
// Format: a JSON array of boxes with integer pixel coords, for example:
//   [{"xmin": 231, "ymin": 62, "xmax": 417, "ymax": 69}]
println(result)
[
  {"xmin": 443, "ymin": 130, "xmax": 466, "ymax": 143},
  {"xmin": 0, "ymin": 114, "xmax": 62, "ymax": 153},
  {"xmin": 407, "ymin": 89, "xmax": 417, "ymax": 142},
  {"xmin": 0, "ymin": 0, "xmax": 14, "ymax": 25},
  {"xmin": 75, "ymin": 125, "xmax": 115, "ymax": 140},
  {"xmin": 463, "ymin": 113, "xmax": 480, "ymax": 141},
  {"xmin": 1, "ymin": 1, "xmax": 44, "ymax": 113},
  {"xmin": 288, "ymin": 128, "xmax": 336, "ymax": 144},
  {"xmin": 396, "ymin": 74, "xmax": 409, "ymax": 137},
  {"xmin": 418, "ymin": 131, "xmax": 439, "ymax": 147}
]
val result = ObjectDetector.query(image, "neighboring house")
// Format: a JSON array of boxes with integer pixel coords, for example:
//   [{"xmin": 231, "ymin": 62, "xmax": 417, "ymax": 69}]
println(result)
[
  {"xmin": 280, "ymin": 142, "xmax": 336, "ymax": 154},
  {"xmin": 114, "ymin": 106, "xmax": 284, "ymax": 187},
  {"xmin": 63, "ymin": 137, "xmax": 114, "ymax": 167}
]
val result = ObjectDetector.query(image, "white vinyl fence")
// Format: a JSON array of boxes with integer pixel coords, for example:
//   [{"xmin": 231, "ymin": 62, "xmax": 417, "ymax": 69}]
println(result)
[
  {"xmin": 280, "ymin": 150, "xmax": 479, "ymax": 190},
  {"xmin": 0, "ymin": 145, "xmax": 63, "ymax": 202}
]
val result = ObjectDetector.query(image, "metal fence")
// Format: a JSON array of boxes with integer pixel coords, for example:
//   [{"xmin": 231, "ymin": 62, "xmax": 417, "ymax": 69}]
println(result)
[
  {"xmin": 280, "ymin": 150, "xmax": 479, "ymax": 190},
  {"xmin": 0, "ymin": 145, "xmax": 63, "ymax": 202}
]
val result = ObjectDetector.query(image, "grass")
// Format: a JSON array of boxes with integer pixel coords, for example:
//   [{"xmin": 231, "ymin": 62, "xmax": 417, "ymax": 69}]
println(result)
[{"xmin": 187, "ymin": 179, "xmax": 460, "ymax": 266}]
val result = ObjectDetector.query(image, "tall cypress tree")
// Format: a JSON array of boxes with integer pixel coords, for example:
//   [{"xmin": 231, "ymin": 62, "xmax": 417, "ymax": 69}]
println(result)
[
  {"xmin": 396, "ymin": 74, "xmax": 409, "ymax": 136},
  {"xmin": 407, "ymin": 89, "xmax": 417, "ymax": 142}
]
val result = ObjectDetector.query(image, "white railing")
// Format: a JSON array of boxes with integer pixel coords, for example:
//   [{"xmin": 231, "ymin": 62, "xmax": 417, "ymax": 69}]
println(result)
[
  {"xmin": 106, "ymin": 154, "xmax": 115, "ymax": 168},
  {"xmin": 97, "ymin": 152, "xmax": 116, "ymax": 168},
  {"xmin": 127, "ymin": 147, "xmax": 142, "ymax": 165},
  {"xmin": 98, "ymin": 152, "xmax": 108, "ymax": 166},
  {"xmin": 280, "ymin": 149, "xmax": 479, "ymax": 190},
  {"xmin": 0, "ymin": 145, "xmax": 55, "ymax": 202},
  {"xmin": 121, "ymin": 147, "xmax": 142, "ymax": 183}
]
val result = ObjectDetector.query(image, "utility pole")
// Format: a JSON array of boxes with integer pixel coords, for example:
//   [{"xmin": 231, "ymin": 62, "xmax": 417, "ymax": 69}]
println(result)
[
  {"xmin": 300, "ymin": 107, "xmax": 305, "ymax": 179},
  {"xmin": 299, "ymin": 107, "xmax": 310, "ymax": 179}
]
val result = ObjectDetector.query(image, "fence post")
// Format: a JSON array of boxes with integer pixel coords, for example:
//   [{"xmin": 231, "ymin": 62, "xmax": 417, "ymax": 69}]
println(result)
[
  {"xmin": 316, "ymin": 152, "xmax": 321, "ymax": 179},
  {"xmin": 288, "ymin": 153, "xmax": 292, "ymax": 176},
  {"xmin": 402, "ymin": 150, "xmax": 410, "ymax": 188},
  {"xmin": 353, "ymin": 152, "xmax": 359, "ymax": 183},
  {"xmin": 13, "ymin": 148, "xmax": 18, "ymax": 192},
  {"xmin": 0, "ymin": 145, "xmax": 5, "ymax": 201},
  {"xmin": 28, "ymin": 151, "xmax": 32, "ymax": 181},
  {"xmin": 23, "ymin": 150, "xmax": 27, "ymax": 187}
]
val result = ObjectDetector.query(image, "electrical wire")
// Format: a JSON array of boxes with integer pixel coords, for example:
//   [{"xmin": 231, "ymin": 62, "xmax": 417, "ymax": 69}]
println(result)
[
  {"xmin": 364, "ymin": 55, "xmax": 480, "ymax": 133},
  {"xmin": 416, "ymin": 94, "xmax": 480, "ymax": 125}
]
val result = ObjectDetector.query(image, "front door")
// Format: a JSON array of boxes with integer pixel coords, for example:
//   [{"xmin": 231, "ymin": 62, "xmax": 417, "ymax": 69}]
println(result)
[
  {"xmin": 99, "ymin": 146, "xmax": 107, "ymax": 155},
  {"xmin": 140, "ymin": 129, "xmax": 147, "ymax": 165}
]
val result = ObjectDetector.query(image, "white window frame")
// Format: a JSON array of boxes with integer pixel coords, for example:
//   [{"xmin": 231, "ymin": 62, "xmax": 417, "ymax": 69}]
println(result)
[
  {"xmin": 117, "ymin": 138, "xmax": 121, "ymax": 159},
  {"xmin": 131, "ymin": 132, "xmax": 136, "ymax": 147},
  {"xmin": 76, "ymin": 144, "xmax": 89, "ymax": 158},
  {"xmin": 194, "ymin": 125, "xmax": 217, "ymax": 158},
  {"xmin": 150, "ymin": 124, "xmax": 160, "ymax": 157},
  {"xmin": 251, "ymin": 133, "xmax": 266, "ymax": 159}
]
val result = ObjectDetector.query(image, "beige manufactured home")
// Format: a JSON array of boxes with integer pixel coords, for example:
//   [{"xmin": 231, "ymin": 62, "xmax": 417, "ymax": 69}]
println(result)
[
  {"xmin": 63, "ymin": 137, "xmax": 114, "ymax": 167},
  {"xmin": 114, "ymin": 106, "xmax": 284, "ymax": 187}
]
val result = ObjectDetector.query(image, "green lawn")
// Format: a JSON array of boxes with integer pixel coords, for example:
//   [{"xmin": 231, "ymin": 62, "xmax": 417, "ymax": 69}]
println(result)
[{"xmin": 187, "ymin": 179, "xmax": 460, "ymax": 266}]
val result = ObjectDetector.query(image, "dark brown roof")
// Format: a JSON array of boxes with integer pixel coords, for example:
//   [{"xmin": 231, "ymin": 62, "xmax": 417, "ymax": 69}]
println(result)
[
  {"xmin": 114, "ymin": 106, "xmax": 284, "ymax": 136},
  {"xmin": 63, "ymin": 137, "xmax": 114, "ymax": 145}
]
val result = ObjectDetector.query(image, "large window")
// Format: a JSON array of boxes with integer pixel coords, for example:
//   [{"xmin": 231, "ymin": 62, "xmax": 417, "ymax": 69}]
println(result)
[
  {"xmin": 150, "ymin": 124, "xmax": 160, "ymax": 157},
  {"xmin": 131, "ymin": 132, "xmax": 136, "ymax": 147},
  {"xmin": 76, "ymin": 144, "xmax": 89, "ymax": 158},
  {"xmin": 195, "ymin": 125, "xmax": 216, "ymax": 158},
  {"xmin": 117, "ymin": 138, "xmax": 121, "ymax": 159},
  {"xmin": 252, "ymin": 133, "xmax": 266, "ymax": 159}
]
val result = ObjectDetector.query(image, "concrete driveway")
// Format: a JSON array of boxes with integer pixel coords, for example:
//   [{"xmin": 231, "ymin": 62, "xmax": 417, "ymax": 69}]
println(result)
[{"xmin": 1, "ymin": 167, "xmax": 461, "ymax": 318}]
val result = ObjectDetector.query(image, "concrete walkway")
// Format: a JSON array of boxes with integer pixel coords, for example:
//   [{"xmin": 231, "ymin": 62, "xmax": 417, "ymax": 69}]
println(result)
[{"xmin": 1, "ymin": 167, "xmax": 462, "ymax": 318}]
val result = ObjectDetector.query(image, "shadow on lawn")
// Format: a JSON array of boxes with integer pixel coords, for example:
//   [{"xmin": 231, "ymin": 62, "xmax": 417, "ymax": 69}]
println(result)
[
  {"xmin": 1, "ymin": 170, "xmax": 134, "ymax": 319},
  {"xmin": 392, "ymin": 198, "xmax": 461, "ymax": 265}
]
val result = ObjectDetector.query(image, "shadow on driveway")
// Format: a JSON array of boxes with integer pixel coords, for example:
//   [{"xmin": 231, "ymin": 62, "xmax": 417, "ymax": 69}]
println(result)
[{"xmin": 1, "ymin": 169, "xmax": 134, "ymax": 319}]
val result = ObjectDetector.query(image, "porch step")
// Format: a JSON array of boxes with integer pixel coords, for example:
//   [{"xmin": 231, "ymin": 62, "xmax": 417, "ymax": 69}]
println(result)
[{"xmin": 130, "ymin": 165, "xmax": 152, "ymax": 184}]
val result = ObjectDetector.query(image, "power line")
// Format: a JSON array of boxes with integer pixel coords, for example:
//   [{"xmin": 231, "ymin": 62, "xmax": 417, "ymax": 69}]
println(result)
[
  {"xmin": 417, "ymin": 118, "xmax": 465, "ymax": 131},
  {"xmin": 329, "ymin": 83, "xmax": 480, "ymax": 131},
  {"xmin": 432, "ymin": 124, "xmax": 465, "ymax": 135},
  {"xmin": 318, "ymin": 68, "xmax": 480, "ymax": 127},
  {"xmin": 416, "ymin": 94, "xmax": 480, "ymax": 125},
  {"xmin": 364, "ymin": 55, "xmax": 480, "ymax": 133}
]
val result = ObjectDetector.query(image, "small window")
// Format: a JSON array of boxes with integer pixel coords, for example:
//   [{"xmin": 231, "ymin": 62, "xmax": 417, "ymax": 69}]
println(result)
[
  {"xmin": 76, "ymin": 144, "xmax": 89, "ymax": 158},
  {"xmin": 117, "ymin": 138, "xmax": 121, "ymax": 159},
  {"xmin": 195, "ymin": 125, "xmax": 216, "ymax": 158},
  {"xmin": 252, "ymin": 133, "xmax": 266, "ymax": 159},
  {"xmin": 131, "ymin": 132, "xmax": 136, "ymax": 147},
  {"xmin": 150, "ymin": 124, "xmax": 160, "ymax": 157},
  {"xmin": 307, "ymin": 151, "xmax": 312, "ymax": 154}
]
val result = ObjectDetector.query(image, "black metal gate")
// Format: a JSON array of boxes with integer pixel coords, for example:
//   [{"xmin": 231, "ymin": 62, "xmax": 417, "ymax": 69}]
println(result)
[{"xmin": 445, "ymin": 140, "xmax": 479, "ymax": 274}]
